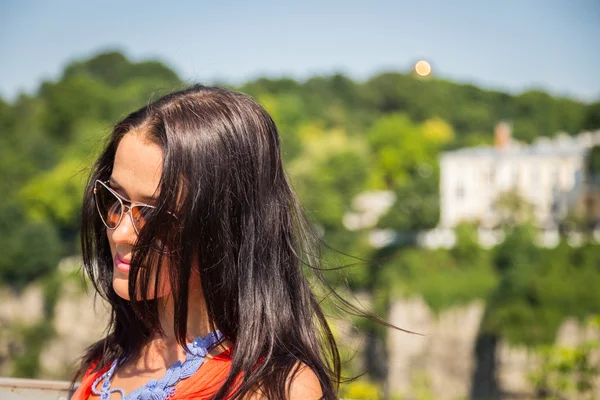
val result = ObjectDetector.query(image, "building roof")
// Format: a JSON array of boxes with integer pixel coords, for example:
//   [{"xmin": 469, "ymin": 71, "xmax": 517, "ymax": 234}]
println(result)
[{"xmin": 440, "ymin": 130, "xmax": 600, "ymax": 161}]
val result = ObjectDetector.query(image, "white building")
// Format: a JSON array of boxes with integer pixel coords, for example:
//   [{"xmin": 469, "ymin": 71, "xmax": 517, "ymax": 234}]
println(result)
[{"xmin": 439, "ymin": 123, "xmax": 600, "ymax": 229}]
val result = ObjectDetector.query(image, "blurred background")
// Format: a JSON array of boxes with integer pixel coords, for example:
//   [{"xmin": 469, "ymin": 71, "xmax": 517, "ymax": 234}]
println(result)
[{"xmin": 1, "ymin": 1, "xmax": 599, "ymax": 399}]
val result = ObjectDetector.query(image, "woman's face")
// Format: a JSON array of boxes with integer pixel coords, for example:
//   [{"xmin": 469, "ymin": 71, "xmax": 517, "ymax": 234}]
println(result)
[{"xmin": 107, "ymin": 130, "xmax": 171, "ymax": 300}]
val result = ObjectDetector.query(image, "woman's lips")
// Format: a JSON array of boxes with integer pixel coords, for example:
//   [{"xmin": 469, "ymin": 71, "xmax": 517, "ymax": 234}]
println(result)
[{"xmin": 114, "ymin": 253, "xmax": 131, "ymax": 273}]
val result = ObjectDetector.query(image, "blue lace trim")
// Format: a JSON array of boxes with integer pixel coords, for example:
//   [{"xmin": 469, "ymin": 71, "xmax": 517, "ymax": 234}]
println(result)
[{"xmin": 91, "ymin": 330, "xmax": 224, "ymax": 400}]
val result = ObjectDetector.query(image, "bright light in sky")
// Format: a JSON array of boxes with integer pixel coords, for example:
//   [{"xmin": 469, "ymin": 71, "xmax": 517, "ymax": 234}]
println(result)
[{"xmin": 415, "ymin": 61, "xmax": 432, "ymax": 77}]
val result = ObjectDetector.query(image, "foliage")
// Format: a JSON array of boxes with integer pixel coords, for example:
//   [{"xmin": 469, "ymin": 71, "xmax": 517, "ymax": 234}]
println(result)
[
  {"xmin": 0, "ymin": 202, "xmax": 63, "ymax": 288},
  {"xmin": 1, "ymin": 50, "xmax": 599, "ymax": 391},
  {"xmin": 583, "ymin": 102, "xmax": 600, "ymax": 131},
  {"xmin": 451, "ymin": 222, "xmax": 486, "ymax": 265},
  {"xmin": 528, "ymin": 316, "xmax": 600, "ymax": 400},
  {"xmin": 368, "ymin": 115, "xmax": 448, "ymax": 232},
  {"xmin": 376, "ymin": 169, "xmax": 439, "ymax": 232},
  {"xmin": 409, "ymin": 371, "xmax": 436, "ymax": 400},
  {"xmin": 485, "ymin": 232, "xmax": 600, "ymax": 347},
  {"xmin": 0, "ymin": 51, "xmax": 182, "ymax": 287},
  {"xmin": 493, "ymin": 190, "xmax": 535, "ymax": 228},
  {"xmin": 374, "ymin": 224, "xmax": 600, "ymax": 349},
  {"xmin": 63, "ymin": 51, "xmax": 181, "ymax": 88},
  {"xmin": 10, "ymin": 321, "xmax": 55, "ymax": 378},
  {"xmin": 289, "ymin": 128, "xmax": 369, "ymax": 229},
  {"xmin": 377, "ymin": 242, "xmax": 497, "ymax": 313},
  {"xmin": 9, "ymin": 271, "xmax": 65, "ymax": 378},
  {"xmin": 586, "ymin": 145, "xmax": 600, "ymax": 181},
  {"xmin": 367, "ymin": 114, "xmax": 434, "ymax": 187},
  {"xmin": 338, "ymin": 379, "xmax": 382, "ymax": 400}
]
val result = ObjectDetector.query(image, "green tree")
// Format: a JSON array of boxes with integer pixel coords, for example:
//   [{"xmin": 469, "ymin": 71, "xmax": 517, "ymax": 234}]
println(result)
[
  {"xmin": 493, "ymin": 190, "xmax": 535, "ymax": 228},
  {"xmin": 451, "ymin": 222, "xmax": 484, "ymax": 265},
  {"xmin": 63, "ymin": 51, "xmax": 180, "ymax": 88},
  {"xmin": 529, "ymin": 316, "xmax": 600, "ymax": 400},
  {"xmin": 583, "ymin": 101, "xmax": 600, "ymax": 130},
  {"xmin": 289, "ymin": 128, "xmax": 369, "ymax": 230},
  {"xmin": 366, "ymin": 114, "xmax": 435, "ymax": 187},
  {"xmin": 0, "ymin": 203, "xmax": 62, "ymax": 288},
  {"xmin": 586, "ymin": 145, "xmax": 600, "ymax": 181},
  {"xmin": 367, "ymin": 115, "xmax": 448, "ymax": 232}
]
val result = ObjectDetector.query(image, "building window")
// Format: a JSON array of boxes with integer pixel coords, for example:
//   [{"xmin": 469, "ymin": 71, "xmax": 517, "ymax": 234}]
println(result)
[
  {"xmin": 551, "ymin": 167, "xmax": 559, "ymax": 190},
  {"xmin": 456, "ymin": 183, "xmax": 465, "ymax": 201},
  {"xmin": 489, "ymin": 167, "xmax": 495, "ymax": 185},
  {"xmin": 512, "ymin": 169, "xmax": 520, "ymax": 186}
]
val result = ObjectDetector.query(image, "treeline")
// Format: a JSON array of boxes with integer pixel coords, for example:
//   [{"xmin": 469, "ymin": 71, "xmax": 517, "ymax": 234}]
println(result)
[
  {"xmin": 1, "ymin": 50, "xmax": 599, "ymax": 351},
  {"xmin": 240, "ymin": 73, "xmax": 600, "ymax": 145}
]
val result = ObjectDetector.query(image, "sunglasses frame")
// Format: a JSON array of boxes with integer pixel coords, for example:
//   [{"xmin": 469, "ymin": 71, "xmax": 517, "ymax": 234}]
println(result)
[{"xmin": 93, "ymin": 179, "xmax": 157, "ymax": 235}]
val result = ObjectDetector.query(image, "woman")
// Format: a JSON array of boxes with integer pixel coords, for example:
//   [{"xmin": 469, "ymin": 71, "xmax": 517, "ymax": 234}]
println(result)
[{"xmin": 70, "ymin": 85, "xmax": 378, "ymax": 400}]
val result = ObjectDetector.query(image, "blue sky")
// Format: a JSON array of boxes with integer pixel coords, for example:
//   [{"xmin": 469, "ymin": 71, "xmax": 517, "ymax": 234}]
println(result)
[{"xmin": 1, "ymin": 0, "xmax": 599, "ymax": 102}]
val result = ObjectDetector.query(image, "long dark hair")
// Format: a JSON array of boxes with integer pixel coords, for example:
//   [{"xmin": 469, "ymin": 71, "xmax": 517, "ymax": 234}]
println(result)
[{"xmin": 74, "ymin": 85, "xmax": 397, "ymax": 399}]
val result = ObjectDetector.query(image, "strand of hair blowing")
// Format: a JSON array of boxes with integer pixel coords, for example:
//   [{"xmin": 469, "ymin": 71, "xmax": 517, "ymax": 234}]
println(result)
[{"xmin": 75, "ymin": 85, "xmax": 400, "ymax": 399}]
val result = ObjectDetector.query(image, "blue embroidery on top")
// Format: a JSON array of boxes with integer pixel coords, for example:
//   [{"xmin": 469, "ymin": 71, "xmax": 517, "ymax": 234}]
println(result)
[{"xmin": 91, "ymin": 330, "xmax": 224, "ymax": 400}]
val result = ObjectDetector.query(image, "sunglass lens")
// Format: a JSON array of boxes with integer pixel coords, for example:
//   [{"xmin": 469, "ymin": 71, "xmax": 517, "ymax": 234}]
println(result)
[
  {"xmin": 130, "ymin": 205, "xmax": 153, "ymax": 231},
  {"xmin": 95, "ymin": 182, "xmax": 122, "ymax": 229}
]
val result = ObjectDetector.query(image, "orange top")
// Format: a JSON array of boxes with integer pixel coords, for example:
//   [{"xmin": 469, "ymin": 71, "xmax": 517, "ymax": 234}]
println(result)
[{"xmin": 71, "ymin": 349, "xmax": 239, "ymax": 400}]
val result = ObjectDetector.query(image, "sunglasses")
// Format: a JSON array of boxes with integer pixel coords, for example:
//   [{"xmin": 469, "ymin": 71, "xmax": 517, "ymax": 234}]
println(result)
[{"xmin": 93, "ymin": 180, "xmax": 177, "ymax": 235}]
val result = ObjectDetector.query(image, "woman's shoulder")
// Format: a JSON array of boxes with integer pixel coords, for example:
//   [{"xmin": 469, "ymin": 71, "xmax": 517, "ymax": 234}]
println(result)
[
  {"xmin": 242, "ymin": 362, "xmax": 323, "ymax": 400},
  {"xmin": 176, "ymin": 348, "xmax": 323, "ymax": 400},
  {"xmin": 285, "ymin": 362, "xmax": 323, "ymax": 400}
]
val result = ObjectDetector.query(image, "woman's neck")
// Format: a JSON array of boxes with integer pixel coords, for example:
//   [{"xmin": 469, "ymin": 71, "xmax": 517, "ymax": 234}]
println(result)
[
  {"xmin": 156, "ymin": 283, "xmax": 212, "ymax": 342},
  {"xmin": 140, "ymin": 271, "xmax": 230, "ymax": 367}
]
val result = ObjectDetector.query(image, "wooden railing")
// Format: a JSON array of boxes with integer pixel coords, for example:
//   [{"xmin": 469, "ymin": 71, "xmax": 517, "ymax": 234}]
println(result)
[{"xmin": 0, "ymin": 377, "xmax": 76, "ymax": 400}]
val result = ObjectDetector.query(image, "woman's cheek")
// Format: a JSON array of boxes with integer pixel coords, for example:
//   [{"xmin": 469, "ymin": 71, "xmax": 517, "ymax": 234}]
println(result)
[{"xmin": 137, "ymin": 261, "xmax": 172, "ymax": 300}]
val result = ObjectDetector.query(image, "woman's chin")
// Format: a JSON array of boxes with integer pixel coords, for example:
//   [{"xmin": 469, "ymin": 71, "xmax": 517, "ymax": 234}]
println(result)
[
  {"xmin": 113, "ymin": 278, "xmax": 172, "ymax": 301},
  {"xmin": 113, "ymin": 278, "xmax": 131, "ymax": 300}
]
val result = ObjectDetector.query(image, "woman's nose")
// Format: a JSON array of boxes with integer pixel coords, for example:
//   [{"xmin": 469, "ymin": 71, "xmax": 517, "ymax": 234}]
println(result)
[{"xmin": 110, "ymin": 209, "xmax": 138, "ymax": 244}]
